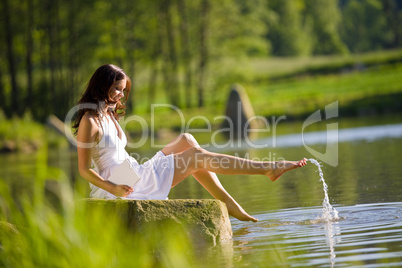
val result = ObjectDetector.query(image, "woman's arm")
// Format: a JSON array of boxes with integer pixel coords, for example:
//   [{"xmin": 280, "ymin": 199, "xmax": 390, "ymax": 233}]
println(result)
[{"xmin": 77, "ymin": 113, "xmax": 133, "ymax": 197}]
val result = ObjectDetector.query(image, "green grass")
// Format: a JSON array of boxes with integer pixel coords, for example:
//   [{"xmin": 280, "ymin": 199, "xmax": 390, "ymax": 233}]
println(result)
[
  {"xmin": 251, "ymin": 48, "xmax": 402, "ymax": 79},
  {"xmin": 127, "ymin": 61, "xmax": 402, "ymax": 136},
  {"xmin": 249, "ymin": 63, "xmax": 402, "ymax": 117},
  {"xmin": 0, "ymin": 111, "xmax": 67, "ymax": 152},
  {"xmin": 0, "ymin": 111, "xmax": 45, "ymax": 152}
]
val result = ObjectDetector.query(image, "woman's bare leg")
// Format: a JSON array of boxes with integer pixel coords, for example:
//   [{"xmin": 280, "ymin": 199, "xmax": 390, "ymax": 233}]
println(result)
[
  {"xmin": 173, "ymin": 146, "xmax": 307, "ymax": 180},
  {"xmin": 162, "ymin": 134, "xmax": 307, "ymax": 221},
  {"xmin": 162, "ymin": 134, "xmax": 257, "ymax": 221},
  {"xmin": 192, "ymin": 169, "xmax": 258, "ymax": 222}
]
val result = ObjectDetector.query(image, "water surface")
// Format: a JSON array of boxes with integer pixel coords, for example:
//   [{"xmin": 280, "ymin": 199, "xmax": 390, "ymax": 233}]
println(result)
[
  {"xmin": 1, "ymin": 118, "xmax": 402, "ymax": 267},
  {"xmin": 170, "ymin": 122, "xmax": 402, "ymax": 267},
  {"xmin": 230, "ymin": 203, "xmax": 402, "ymax": 267}
]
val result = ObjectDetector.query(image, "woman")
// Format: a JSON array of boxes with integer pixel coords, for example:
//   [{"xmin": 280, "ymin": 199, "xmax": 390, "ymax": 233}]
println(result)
[{"xmin": 74, "ymin": 64, "xmax": 307, "ymax": 222}]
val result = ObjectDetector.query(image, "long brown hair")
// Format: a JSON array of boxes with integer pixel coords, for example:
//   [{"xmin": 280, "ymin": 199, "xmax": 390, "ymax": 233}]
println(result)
[{"xmin": 72, "ymin": 64, "xmax": 131, "ymax": 134}]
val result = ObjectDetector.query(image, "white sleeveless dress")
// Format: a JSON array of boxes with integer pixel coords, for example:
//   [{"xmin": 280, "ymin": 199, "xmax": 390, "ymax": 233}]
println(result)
[{"xmin": 89, "ymin": 113, "xmax": 175, "ymax": 200}]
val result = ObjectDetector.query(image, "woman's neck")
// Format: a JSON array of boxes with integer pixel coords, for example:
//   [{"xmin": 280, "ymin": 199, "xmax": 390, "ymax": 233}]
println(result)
[{"xmin": 99, "ymin": 103, "xmax": 115, "ymax": 114}]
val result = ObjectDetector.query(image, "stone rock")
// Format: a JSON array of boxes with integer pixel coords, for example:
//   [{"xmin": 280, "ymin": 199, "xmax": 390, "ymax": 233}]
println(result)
[
  {"xmin": 85, "ymin": 199, "xmax": 233, "ymax": 246},
  {"xmin": 221, "ymin": 84, "xmax": 260, "ymax": 140}
]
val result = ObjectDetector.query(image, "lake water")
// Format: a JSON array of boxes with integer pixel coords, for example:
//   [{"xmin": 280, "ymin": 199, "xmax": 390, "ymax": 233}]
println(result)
[
  {"xmin": 1, "ymin": 117, "xmax": 402, "ymax": 267},
  {"xmin": 169, "ymin": 119, "xmax": 402, "ymax": 267}
]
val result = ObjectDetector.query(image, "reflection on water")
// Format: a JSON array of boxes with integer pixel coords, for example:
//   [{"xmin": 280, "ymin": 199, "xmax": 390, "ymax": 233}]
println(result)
[
  {"xmin": 231, "ymin": 203, "xmax": 402, "ymax": 267},
  {"xmin": 324, "ymin": 218, "xmax": 339, "ymax": 268}
]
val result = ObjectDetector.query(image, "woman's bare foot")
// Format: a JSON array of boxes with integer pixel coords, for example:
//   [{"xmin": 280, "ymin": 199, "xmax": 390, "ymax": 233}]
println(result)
[
  {"xmin": 225, "ymin": 198, "xmax": 258, "ymax": 222},
  {"xmin": 265, "ymin": 158, "xmax": 307, "ymax": 182}
]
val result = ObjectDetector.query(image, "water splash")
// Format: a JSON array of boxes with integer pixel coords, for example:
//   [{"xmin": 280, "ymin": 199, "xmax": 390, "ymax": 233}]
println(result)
[
  {"xmin": 308, "ymin": 158, "xmax": 339, "ymax": 267},
  {"xmin": 308, "ymin": 158, "xmax": 339, "ymax": 221}
]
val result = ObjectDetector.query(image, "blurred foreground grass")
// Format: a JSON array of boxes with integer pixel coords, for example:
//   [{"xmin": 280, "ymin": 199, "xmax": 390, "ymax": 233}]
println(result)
[{"xmin": 0, "ymin": 144, "xmax": 199, "ymax": 268}]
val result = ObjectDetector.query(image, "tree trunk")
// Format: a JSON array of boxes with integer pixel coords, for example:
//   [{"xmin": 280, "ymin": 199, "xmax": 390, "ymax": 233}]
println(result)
[
  {"xmin": 383, "ymin": 0, "xmax": 400, "ymax": 48},
  {"xmin": 67, "ymin": 0, "xmax": 77, "ymax": 111},
  {"xmin": 2, "ymin": 0, "xmax": 19, "ymax": 116},
  {"xmin": 125, "ymin": 0, "xmax": 136, "ymax": 114},
  {"xmin": 147, "ymin": 33, "xmax": 160, "ymax": 108},
  {"xmin": 197, "ymin": 0, "xmax": 210, "ymax": 108},
  {"xmin": 159, "ymin": 1, "xmax": 173, "ymax": 106},
  {"xmin": 46, "ymin": 0, "xmax": 57, "ymax": 116},
  {"xmin": 0, "ymin": 63, "xmax": 5, "ymax": 113},
  {"xmin": 177, "ymin": 0, "xmax": 193, "ymax": 108},
  {"xmin": 164, "ymin": 0, "xmax": 180, "ymax": 108},
  {"xmin": 25, "ymin": 0, "xmax": 34, "ymax": 113}
]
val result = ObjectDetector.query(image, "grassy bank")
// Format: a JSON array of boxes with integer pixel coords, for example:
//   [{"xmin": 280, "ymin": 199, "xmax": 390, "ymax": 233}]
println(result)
[
  {"xmin": 130, "ymin": 60, "xmax": 402, "ymax": 134},
  {"xmin": 0, "ymin": 111, "xmax": 67, "ymax": 153},
  {"xmin": 251, "ymin": 48, "xmax": 402, "ymax": 80},
  {"xmin": 249, "ymin": 62, "xmax": 402, "ymax": 118},
  {"xmin": 0, "ymin": 112, "xmax": 45, "ymax": 153}
]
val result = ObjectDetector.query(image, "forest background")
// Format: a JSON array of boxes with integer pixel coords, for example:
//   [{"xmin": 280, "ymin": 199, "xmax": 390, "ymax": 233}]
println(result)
[{"xmin": 1, "ymin": 0, "xmax": 402, "ymax": 148}]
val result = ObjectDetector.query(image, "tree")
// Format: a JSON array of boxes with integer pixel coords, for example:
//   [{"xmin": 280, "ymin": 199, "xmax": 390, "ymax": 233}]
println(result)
[
  {"xmin": 196, "ymin": 0, "xmax": 210, "ymax": 107},
  {"xmin": 0, "ymin": 62, "xmax": 5, "ymax": 113},
  {"xmin": 25, "ymin": 0, "xmax": 34, "ymax": 113},
  {"xmin": 267, "ymin": 0, "xmax": 310, "ymax": 56},
  {"xmin": 341, "ymin": 0, "xmax": 391, "ymax": 52},
  {"xmin": 1, "ymin": 0, "xmax": 20, "ymax": 116},
  {"xmin": 382, "ymin": 0, "xmax": 402, "ymax": 49},
  {"xmin": 164, "ymin": 0, "xmax": 181, "ymax": 108},
  {"xmin": 304, "ymin": 0, "xmax": 348, "ymax": 55},
  {"xmin": 177, "ymin": 0, "xmax": 193, "ymax": 108}
]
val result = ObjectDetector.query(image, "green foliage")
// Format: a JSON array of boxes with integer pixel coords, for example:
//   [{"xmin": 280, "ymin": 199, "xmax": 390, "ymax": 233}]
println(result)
[
  {"xmin": 341, "ymin": 0, "xmax": 393, "ymax": 52},
  {"xmin": 0, "ymin": 111, "xmax": 44, "ymax": 152},
  {"xmin": 0, "ymin": 111, "xmax": 67, "ymax": 152},
  {"xmin": 304, "ymin": 0, "xmax": 348, "ymax": 55},
  {"xmin": 210, "ymin": 0, "xmax": 271, "ymax": 58},
  {"xmin": 267, "ymin": 0, "xmax": 310, "ymax": 56},
  {"xmin": 382, "ymin": 0, "xmax": 402, "ymax": 48},
  {"xmin": 1, "ymin": 0, "xmax": 402, "ymax": 122}
]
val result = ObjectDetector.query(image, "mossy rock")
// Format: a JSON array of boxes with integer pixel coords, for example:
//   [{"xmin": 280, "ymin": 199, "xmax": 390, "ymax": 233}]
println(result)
[{"xmin": 85, "ymin": 199, "xmax": 233, "ymax": 246}]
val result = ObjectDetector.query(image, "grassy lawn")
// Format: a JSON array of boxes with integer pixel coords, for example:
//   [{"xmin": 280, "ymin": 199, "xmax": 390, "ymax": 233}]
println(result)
[
  {"xmin": 249, "ymin": 63, "xmax": 402, "ymax": 117},
  {"xmin": 132, "ymin": 61, "xmax": 402, "ymax": 134},
  {"xmin": 251, "ymin": 48, "xmax": 402, "ymax": 79}
]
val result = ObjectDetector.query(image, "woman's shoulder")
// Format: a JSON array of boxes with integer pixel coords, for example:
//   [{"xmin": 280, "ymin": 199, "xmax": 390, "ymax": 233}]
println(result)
[
  {"xmin": 81, "ymin": 111, "xmax": 100, "ymax": 130},
  {"xmin": 77, "ymin": 111, "xmax": 102, "ymax": 143}
]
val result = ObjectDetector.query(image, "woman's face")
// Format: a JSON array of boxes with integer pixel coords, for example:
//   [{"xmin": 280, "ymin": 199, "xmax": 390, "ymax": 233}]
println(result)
[{"xmin": 108, "ymin": 78, "xmax": 127, "ymax": 108}]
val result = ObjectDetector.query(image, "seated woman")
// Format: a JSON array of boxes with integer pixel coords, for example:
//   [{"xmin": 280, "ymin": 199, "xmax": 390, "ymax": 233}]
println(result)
[{"xmin": 74, "ymin": 64, "xmax": 307, "ymax": 222}]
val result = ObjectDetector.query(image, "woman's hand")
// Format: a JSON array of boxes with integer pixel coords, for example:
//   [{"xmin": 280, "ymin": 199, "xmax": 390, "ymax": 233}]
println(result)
[{"xmin": 111, "ymin": 184, "xmax": 134, "ymax": 197}]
